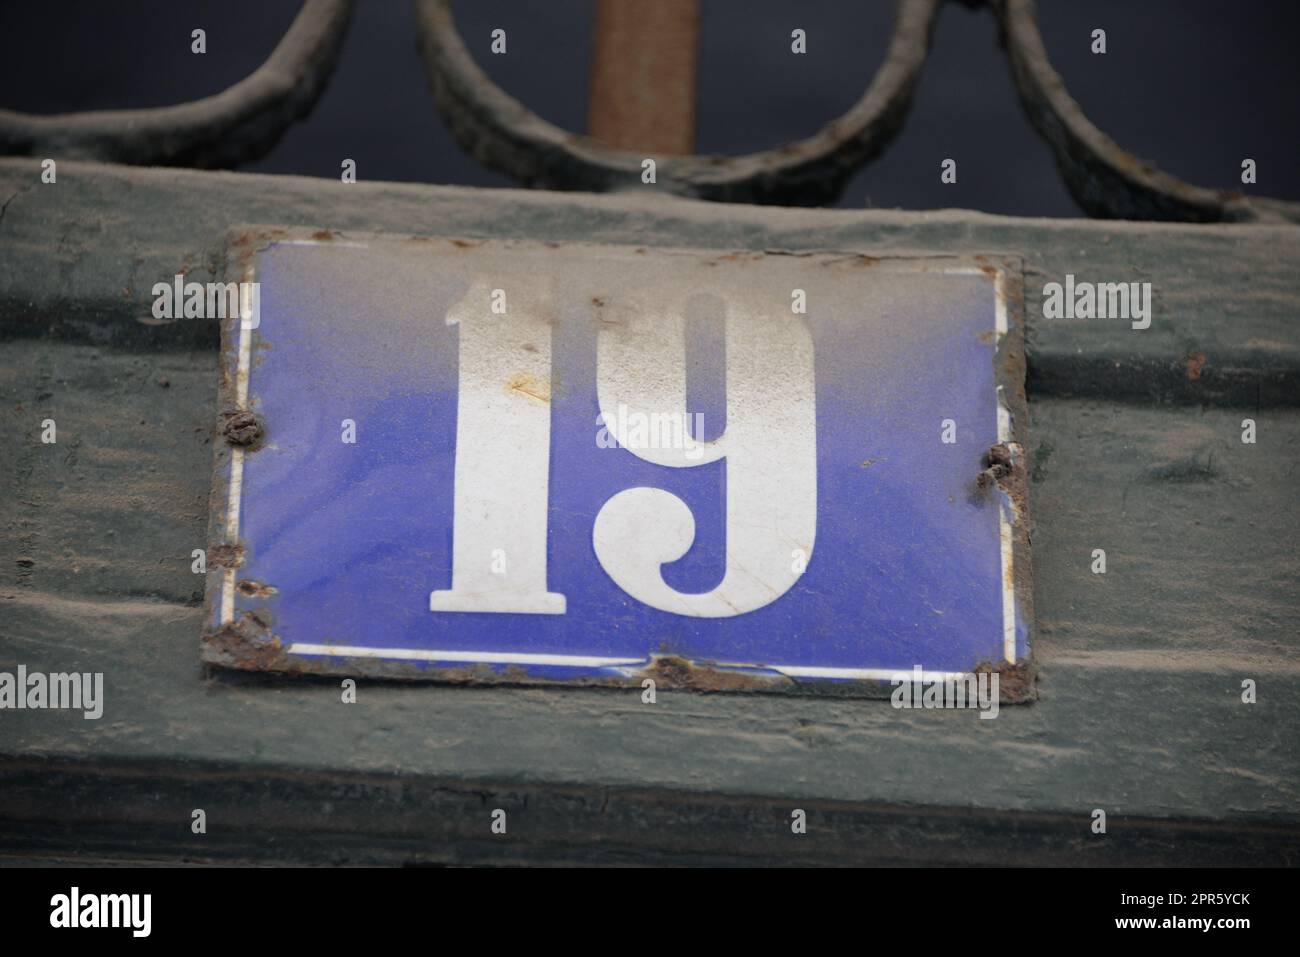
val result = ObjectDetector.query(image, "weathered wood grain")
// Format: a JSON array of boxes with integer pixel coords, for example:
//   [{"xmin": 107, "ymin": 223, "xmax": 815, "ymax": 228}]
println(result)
[{"xmin": 0, "ymin": 158, "xmax": 1296, "ymax": 864}]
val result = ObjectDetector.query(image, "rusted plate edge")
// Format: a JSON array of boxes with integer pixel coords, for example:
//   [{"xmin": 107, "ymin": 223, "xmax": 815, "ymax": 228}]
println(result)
[
  {"xmin": 988, "ymin": 254, "xmax": 1035, "ymax": 702},
  {"xmin": 200, "ymin": 227, "xmax": 1034, "ymax": 700}
]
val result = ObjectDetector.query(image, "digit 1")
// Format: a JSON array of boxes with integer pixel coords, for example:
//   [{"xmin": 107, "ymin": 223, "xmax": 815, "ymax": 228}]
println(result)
[{"xmin": 429, "ymin": 283, "xmax": 566, "ymax": 614}]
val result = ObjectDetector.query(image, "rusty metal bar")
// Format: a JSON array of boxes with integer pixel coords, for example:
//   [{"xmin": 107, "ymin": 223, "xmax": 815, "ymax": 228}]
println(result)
[{"xmin": 587, "ymin": 0, "xmax": 700, "ymax": 154}]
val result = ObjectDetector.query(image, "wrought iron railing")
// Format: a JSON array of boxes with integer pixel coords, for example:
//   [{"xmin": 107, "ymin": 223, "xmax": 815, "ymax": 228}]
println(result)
[{"xmin": 1, "ymin": 0, "xmax": 1295, "ymax": 222}]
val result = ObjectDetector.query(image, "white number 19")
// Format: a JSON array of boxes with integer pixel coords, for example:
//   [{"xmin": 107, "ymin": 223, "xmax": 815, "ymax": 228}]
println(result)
[{"xmin": 430, "ymin": 284, "xmax": 817, "ymax": 619}]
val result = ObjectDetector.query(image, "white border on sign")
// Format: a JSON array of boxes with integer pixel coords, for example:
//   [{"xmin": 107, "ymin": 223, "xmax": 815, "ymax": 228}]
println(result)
[{"xmin": 219, "ymin": 259, "xmax": 258, "ymax": 629}]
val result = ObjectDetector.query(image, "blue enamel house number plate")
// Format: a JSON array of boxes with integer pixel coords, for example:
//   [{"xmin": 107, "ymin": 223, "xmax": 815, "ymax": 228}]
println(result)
[{"xmin": 203, "ymin": 230, "xmax": 1032, "ymax": 696}]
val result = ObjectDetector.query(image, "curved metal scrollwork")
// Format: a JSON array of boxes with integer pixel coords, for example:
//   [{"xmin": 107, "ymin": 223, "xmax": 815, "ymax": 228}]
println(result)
[
  {"xmin": 994, "ymin": 0, "xmax": 1298, "ymax": 223},
  {"xmin": 414, "ymin": 0, "xmax": 941, "ymax": 205},
  {"xmin": 0, "ymin": 0, "xmax": 1294, "ymax": 222},
  {"xmin": 0, "ymin": 0, "xmax": 353, "ymax": 168}
]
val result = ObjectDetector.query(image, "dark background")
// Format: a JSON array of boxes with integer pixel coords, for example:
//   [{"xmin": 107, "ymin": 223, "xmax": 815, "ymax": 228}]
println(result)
[{"xmin": 1, "ymin": 0, "xmax": 1295, "ymax": 215}]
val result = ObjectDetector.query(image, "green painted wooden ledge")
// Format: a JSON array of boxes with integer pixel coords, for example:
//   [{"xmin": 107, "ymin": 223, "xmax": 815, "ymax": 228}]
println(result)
[{"xmin": 1, "ymin": 159, "xmax": 1297, "ymax": 865}]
